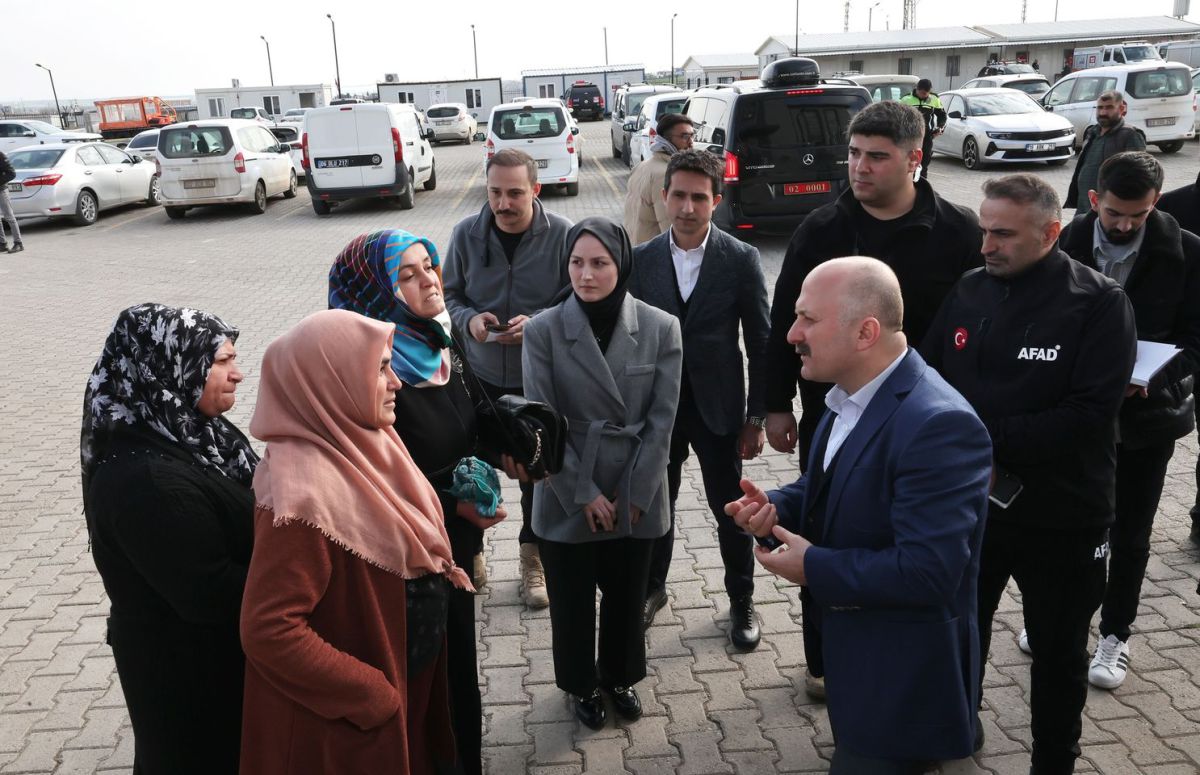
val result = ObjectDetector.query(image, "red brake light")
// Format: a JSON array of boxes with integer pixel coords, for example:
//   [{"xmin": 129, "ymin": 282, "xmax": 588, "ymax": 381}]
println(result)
[
  {"xmin": 233, "ymin": 152, "xmax": 246, "ymax": 173},
  {"xmin": 723, "ymin": 151, "xmax": 739, "ymax": 183},
  {"xmin": 649, "ymin": 127, "xmax": 657, "ymax": 138},
  {"xmin": 391, "ymin": 127, "xmax": 403, "ymax": 163},
  {"xmin": 566, "ymin": 132, "xmax": 575, "ymax": 154},
  {"xmin": 486, "ymin": 138, "xmax": 495, "ymax": 159},
  {"xmin": 786, "ymin": 89, "xmax": 825, "ymax": 95},
  {"xmin": 21, "ymin": 173, "xmax": 62, "ymax": 186},
  {"xmin": 598, "ymin": 96, "xmax": 605, "ymax": 108},
  {"xmin": 301, "ymin": 133, "xmax": 310, "ymax": 169}
]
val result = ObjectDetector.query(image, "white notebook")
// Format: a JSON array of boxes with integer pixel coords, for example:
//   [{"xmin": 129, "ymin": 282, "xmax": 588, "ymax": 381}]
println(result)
[{"xmin": 1131, "ymin": 340, "xmax": 1182, "ymax": 388}]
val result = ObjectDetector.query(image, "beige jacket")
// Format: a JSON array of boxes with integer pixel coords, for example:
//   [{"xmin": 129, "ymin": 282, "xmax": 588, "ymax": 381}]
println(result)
[{"xmin": 622, "ymin": 150, "xmax": 671, "ymax": 247}]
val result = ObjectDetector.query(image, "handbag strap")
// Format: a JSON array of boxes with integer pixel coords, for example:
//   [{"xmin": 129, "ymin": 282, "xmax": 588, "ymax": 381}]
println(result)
[{"xmin": 451, "ymin": 332, "xmax": 523, "ymax": 453}]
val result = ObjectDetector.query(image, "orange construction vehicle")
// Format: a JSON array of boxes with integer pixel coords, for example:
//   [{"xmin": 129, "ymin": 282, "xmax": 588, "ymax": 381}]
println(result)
[{"xmin": 94, "ymin": 97, "xmax": 178, "ymax": 140}]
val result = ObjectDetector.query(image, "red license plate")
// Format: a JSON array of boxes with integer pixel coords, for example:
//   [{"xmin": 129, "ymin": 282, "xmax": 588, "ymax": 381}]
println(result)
[{"xmin": 784, "ymin": 182, "xmax": 831, "ymax": 196}]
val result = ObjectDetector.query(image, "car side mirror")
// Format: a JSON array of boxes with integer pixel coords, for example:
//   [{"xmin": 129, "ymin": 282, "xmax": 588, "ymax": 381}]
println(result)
[
  {"xmin": 623, "ymin": 121, "xmax": 637, "ymax": 132},
  {"xmin": 711, "ymin": 129, "xmax": 726, "ymax": 145},
  {"xmin": 706, "ymin": 144, "xmax": 724, "ymax": 155},
  {"xmin": 474, "ymin": 131, "xmax": 486, "ymax": 141},
  {"xmin": 23, "ymin": 132, "xmax": 35, "ymax": 137},
  {"xmin": 128, "ymin": 156, "xmax": 140, "ymax": 163},
  {"xmin": 948, "ymin": 111, "xmax": 963, "ymax": 120},
  {"xmin": 571, "ymin": 126, "xmax": 580, "ymax": 136}
]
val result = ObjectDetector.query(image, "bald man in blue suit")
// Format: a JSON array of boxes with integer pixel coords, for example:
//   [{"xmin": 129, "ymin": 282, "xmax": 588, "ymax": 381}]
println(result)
[{"xmin": 730, "ymin": 257, "xmax": 992, "ymax": 773}]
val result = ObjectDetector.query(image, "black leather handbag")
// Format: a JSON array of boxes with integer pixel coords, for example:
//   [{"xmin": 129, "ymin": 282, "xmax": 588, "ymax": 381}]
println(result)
[{"xmin": 475, "ymin": 394, "xmax": 567, "ymax": 480}]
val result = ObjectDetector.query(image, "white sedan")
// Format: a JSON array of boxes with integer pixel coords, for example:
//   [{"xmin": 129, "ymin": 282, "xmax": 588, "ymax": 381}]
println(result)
[
  {"xmin": 934, "ymin": 88, "xmax": 1075, "ymax": 170},
  {"xmin": 6, "ymin": 142, "xmax": 159, "ymax": 226},
  {"xmin": 0, "ymin": 119, "xmax": 101, "ymax": 153}
]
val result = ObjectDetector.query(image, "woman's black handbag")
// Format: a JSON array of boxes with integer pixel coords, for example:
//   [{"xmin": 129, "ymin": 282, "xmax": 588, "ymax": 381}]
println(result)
[{"xmin": 475, "ymin": 394, "xmax": 567, "ymax": 480}]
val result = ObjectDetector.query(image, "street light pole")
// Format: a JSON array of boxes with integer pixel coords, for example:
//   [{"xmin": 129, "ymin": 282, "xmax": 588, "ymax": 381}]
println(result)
[
  {"xmin": 670, "ymin": 13, "xmax": 678, "ymax": 85},
  {"xmin": 604, "ymin": 26, "xmax": 609, "ymax": 66},
  {"xmin": 34, "ymin": 64, "xmax": 63, "ymax": 128},
  {"xmin": 795, "ymin": 0, "xmax": 800, "ymax": 55},
  {"xmin": 471, "ymin": 24, "xmax": 479, "ymax": 79},
  {"xmin": 326, "ymin": 14, "xmax": 342, "ymax": 98},
  {"xmin": 869, "ymin": 1, "xmax": 881, "ymax": 31},
  {"xmin": 260, "ymin": 36, "xmax": 274, "ymax": 86}
]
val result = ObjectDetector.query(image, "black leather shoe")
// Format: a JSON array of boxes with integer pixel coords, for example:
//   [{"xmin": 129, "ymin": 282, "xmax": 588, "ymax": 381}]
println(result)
[
  {"xmin": 573, "ymin": 689, "xmax": 606, "ymax": 730},
  {"xmin": 973, "ymin": 718, "xmax": 985, "ymax": 753},
  {"xmin": 605, "ymin": 685, "xmax": 643, "ymax": 721},
  {"xmin": 1189, "ymin": 515, "xmax": 1200, "ymax": 546},
  {"xmin": 643, "ymin": 587, "xmax": 668, "ymax": 632},
  {"xmin": 729, "ymin": 595, "xmax": 760, "ymax": 651}
]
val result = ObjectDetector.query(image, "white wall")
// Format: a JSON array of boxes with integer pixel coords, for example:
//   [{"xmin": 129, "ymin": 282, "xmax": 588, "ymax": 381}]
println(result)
[
  {"xmin": 682, "ymin": 66, "xmax": 760, "ymax": 88},
  {"xmin": 194, "ymin": 85, "xmax": 333, "ymax": 118},
  {"xmin": 378, "ymin": 79, "xmax": 504, "ymax": 118},
  {"xmin": 520, "ymin": 69, "xmax": 645, "ymax": 112}
]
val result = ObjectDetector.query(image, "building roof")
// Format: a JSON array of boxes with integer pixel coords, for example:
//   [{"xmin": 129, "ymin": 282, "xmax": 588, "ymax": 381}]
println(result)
[
  {"xmin": 520, "ymin": 64, "xmax": 643, "ymax": 77},
  {"xmin": 758, "ymin": 27, "xmax": 992, "ymax": 57},
  {"xmin": 975, "ymin": 16, "xmax": 1200, "ymax": 44},
  {"xmin": 682, "ymin": 53, "xmax": 759, "ymax": 70},
  {"xmin": 377, "ymin": 77, "xmax": 502, "ymax": 87}
]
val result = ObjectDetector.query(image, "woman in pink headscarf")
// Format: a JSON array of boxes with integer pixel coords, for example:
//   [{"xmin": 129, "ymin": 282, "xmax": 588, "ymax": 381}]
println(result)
[{"xmin": 239, "ymin": 309, "xmax": 472, "ymax": 775}]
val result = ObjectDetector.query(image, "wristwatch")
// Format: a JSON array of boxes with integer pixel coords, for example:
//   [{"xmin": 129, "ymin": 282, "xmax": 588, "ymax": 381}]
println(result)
[{"xmin": 747, "ymin": 416, "xmax": 766, "ymax": 429}]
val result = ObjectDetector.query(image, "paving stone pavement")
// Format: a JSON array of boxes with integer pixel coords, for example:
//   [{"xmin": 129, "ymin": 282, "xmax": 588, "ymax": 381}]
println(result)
[{"xmin": 1, "ymin": 119, "xmax": 1199, "ymax": 774}]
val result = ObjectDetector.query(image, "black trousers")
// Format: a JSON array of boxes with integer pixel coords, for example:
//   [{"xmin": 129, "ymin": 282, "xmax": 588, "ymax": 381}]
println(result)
[
  {"xmin": 444, "ymin": 500, "xmax": 484, "ymax": 775},
  {"xmin": 978, "ymin": 520, "xmax": 1108, "ymax": 775},
  {"xmin": 1191, "ymin": 392, "xmax": 1200, "ymax": 519},
  {"xmin": 1100, "ymin": 439, "xmax": 1176, "ymax": 642},
  {"xmin": 477, "ymin": 378, "xmax": 535, "ymax": 545},
  {"xmin": 648, "ymin": 382, "xmax": 752, "ymax": 599},
  {"xmin": 539, "ymin": 537, "xmax": 654, "ymax": 697},
  {"xmin": 918, "ymin": 134, "xmax": 934, "ymax": 180}
]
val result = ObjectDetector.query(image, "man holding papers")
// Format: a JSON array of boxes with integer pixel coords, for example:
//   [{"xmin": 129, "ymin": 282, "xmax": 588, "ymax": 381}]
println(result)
[
  {"xmin": 921, "ymin": 174, "xmax": 1136, "ymax": 775},
  {"xmin": 1058, "ymin": 151, "xmax": 1200, "ymax": 690}
]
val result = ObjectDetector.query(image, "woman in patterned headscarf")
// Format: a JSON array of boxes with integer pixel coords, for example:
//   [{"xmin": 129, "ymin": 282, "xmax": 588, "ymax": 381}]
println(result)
[{"xmin": 81, "ymin": 303, "xmax": 258, "ymax": 775}]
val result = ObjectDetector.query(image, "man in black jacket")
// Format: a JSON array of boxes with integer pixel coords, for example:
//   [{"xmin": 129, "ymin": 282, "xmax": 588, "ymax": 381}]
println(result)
[
  {"xmin": 763, "ymin": 99, "xmax": 981, "ymax": 697},
  {"xmin": 1065, "ymin": 90, "xmax": 1146, "ymax": 212},
  {"xmin": 1058, "ymin": 151, "xmax": 1200, "ymax": 689},
  {"xmin": 922, "ymin": 174, "xmax": 1137, "ymax": 775},
  {"xmin": 0, "ymin": 151, "xmax": 23, "ymax": 254}
]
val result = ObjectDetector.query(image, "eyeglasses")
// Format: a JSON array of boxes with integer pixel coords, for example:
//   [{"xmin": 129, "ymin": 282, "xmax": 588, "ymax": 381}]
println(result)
[{"xmin": 674, "ymin": 131, "xmax": 696, "ymax": 140}]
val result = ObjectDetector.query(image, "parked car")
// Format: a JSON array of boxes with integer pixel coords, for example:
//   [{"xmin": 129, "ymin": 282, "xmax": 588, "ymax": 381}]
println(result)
[
  {"xmin": 278, "ymin": 108, "xmax": 311, "ymax": 125},
  {"xmin": 485, "ymin": 98, "xmax": 580, "ymax": 195},
  {"xmin": 563, "ymin": 82, "xmax": 605, "ymax": 121},
  {"xmin": 156, "ymin": 119, "xmax": 296, "ymax": 218},
  {"xmin": 269, "ymin": 125, "xmax": 305, "ymax": 179},
  {"xmin": 303, "ymin": 102, "xmax": 436, "ymax": 215},
  {"xmin": 1041, "ymin": 62, "xmax": 1196, "ymax": 152},
  {"xmin": 627, "ymin": 92, "xmax": 689, "ymax": 166},
  {"xmin": 846, "ymin": 74, "xmax": 919, "ymax": 102},
  {"xmin": 960, "ymin": 73, "xmax": 1051, "ymax": 98},
  {"xmin": 1073, "ymin": 41, "xmax": 1162, "ymax": 71},
  {"xmin": 425, "ymin": 103, "xmax": 478, "ymax": 144},
  {"xmin": 977, "ymin": 62, "xmax": 1038, "ymax": 77},
  {"xmin": 1193, "ymin": 68, "xmax": 1200, "ymax": 133},
  {"xmin": 611, "ymin": 84, "xmax": 681, "ymax": 163},
  {"xmin": 933, "ymin": 88, "xmax": 1074, "ymax": 170},
  {"xmin": 124, "ymin": 129, "xmax": 161, "ymax": 163},
  {"xmin": 0, "ymin": 120, "xmax": 102, "ymax": 153},
  {"xmin": 5, "ymin": 142, "xmax": 159, "ymax": 226},
  {"xmin": 229, "ymin": 107, "xmax": 274, "ymax": 124},
  {"xmin": 683, "ymin": 57, "xmax": 871, "ymax": 234}
]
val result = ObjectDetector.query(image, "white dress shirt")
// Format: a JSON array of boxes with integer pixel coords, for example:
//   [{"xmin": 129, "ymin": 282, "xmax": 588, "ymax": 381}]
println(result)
[
  {"xmin": 822, "ymin": 351, "xmax": 908, "ymax": 469},
  {"xmin": 668, "ymin": 225, "xmax": 711, "ymax": 302}
]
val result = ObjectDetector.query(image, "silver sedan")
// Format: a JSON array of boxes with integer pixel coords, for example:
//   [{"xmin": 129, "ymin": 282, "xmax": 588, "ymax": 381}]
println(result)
[
  {"xmin": 934, "ymin": 88, "xmax": 1075, "ymax": 170},
  {"xmin": 6, "ymin": 142, "xmax": 160, "ymax": 226}
]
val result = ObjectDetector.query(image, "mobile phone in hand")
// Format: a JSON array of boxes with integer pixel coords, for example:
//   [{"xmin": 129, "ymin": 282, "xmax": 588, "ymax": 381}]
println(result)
[
  {"xmin": 989, "ymin": 467, "xmax": 1024, "ymax": 509},
  {"xmin": 485, "ymin": 322, "xmax": 512, "ymax": 333}
]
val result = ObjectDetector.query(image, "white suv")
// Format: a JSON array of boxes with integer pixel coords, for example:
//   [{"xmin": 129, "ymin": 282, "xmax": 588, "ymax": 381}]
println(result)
[
  {"xmin": 484, "ymin": 99, "xmax": 580, "ymax": 195},
  {"xmin": 156, "ymin": 119, "xmax": 296, "ymax": 218},
  {"xmin": 426, "ymin": 103, "xmax": 478, "ymax": 144}
]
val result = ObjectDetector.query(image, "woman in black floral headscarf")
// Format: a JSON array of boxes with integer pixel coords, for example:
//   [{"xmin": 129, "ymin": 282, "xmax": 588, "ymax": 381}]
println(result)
[{"xmin": 81, "ymin": 303, "xmax": 258, "ymax": 775}]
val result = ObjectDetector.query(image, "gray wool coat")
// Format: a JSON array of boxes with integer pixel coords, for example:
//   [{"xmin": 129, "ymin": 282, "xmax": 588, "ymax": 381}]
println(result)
[{"xmin": 522, "ymin": 293, "xmax": 682, "ymax": 543}]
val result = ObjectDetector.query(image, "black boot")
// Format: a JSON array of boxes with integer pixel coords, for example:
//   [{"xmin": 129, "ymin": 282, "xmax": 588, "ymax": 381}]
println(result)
[
  {"xmin": 604, "ymin": 685, "xmax": 642, "ymax": 721},
  {"xmin": 573, "ymin": 689, "xmax": 606, "ymax": 730},
  {"xmin": 729, "ymin": 595, "xmax": 760, "ymax": 651}
]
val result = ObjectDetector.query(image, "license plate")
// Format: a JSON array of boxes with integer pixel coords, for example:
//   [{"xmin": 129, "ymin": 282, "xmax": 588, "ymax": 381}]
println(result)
[
  {"xmin": 6, "ymin": 183, "xmax": 20, "ymax": 193},
  {"xmin": 183, "ymin": 178, "xmax": 216, "ymax": 189},
  {"xmin": 436, "ymin": 120, "xmax": 452, "ymax": 125},
  {"xmin": 1025, "ymin": 143, "xmax": 1054, "ymax": 152},
  {"xmin": 1147, "ymin": 117, "xmax": 1176, "ymax": 127},
  {"xmin": 536, "ymin": 159, "xmax": 549, "ymax": 169},
  {"xmin": 783, "ymin": 181, "xmax": 831, "ymax": 196},
  {"xmin": 315, "ymin": 154, "xmax": 382, "ymax": 169}
]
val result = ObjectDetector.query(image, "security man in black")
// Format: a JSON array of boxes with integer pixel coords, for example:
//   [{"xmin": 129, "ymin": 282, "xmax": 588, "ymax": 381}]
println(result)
[
  {"xmin": 921, "ymin": 174, "xmax": 1136, "ymax": 775},
  {"xmin": 1057, "ymin": 151, "xmax": 1200, "ymax": 690}
]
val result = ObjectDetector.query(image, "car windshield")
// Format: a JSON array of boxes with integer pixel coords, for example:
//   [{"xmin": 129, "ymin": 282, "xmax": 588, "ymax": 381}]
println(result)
[
  {"xmin": 867, "ymin": 83, "xmax": 913, "ymax": 101},
  {"xmin": 1004, "ymin": 64, "xmax": 1035, "ymax": 74},
  {"xmin": 427, "ymin": 107, "xmax": 460, "ymax": 118},
  {"xmin": 20, "ymin": 120, "xmax": 60, "ymax": 134},
  {"xmin": 965, "ymin": 93, "xmax": 1042, "ymax": 116},
  {"xmin": 284, "ymin": 110, "xmax": 306, "ymax": 117},
  {"xmin": 127, "ymin": 133, "xmax": 158, "ymax": 148},
  {"xmin": 270, "ymin": 127, "xmax": 298, "ymax": 141},
  {"xmin": 1127, "ymin": 69, "xmax": 1192, "ymax": 99},
  {"xmin": 493, "ymin": 108, "xmax": 565, "ymax": 139},
  {"xmin": 735, "ymin": 94, "xmax": 857, "ymax": 148},
  {"xmin": 654, "ymin": 99, "xmax": 687, "ymax": 117},
  {"xmin": 1005, "ymin": 80, "xmax": 1049, "ymax": 95},
  {"xmin": 1123, "ymin": 45, "xmax": 1160, "ymax": 61},
  {"xmin": 8, "ymin": 149, "xmax": 64, "ymax": 169},
  {"xmin": 159, "ymin": 126, "xmax": 234, "ymax": 157},
  {"xmin": 230, "ymin": 108, "xmax": 258, "ymax": 119}
]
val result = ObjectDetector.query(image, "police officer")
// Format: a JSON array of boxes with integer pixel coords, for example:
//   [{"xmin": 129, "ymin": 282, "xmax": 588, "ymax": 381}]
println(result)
[
  {"xmin": 921, "ymin": 174, "xmax": 1137, "ymax": 775},
  {"xmin": 1058, "ymin": 152, "xmax": 1200, "ymax": 689},
  {"xmin": 900, "ymin": 78, "xmax": 946, "ymax": 180}
]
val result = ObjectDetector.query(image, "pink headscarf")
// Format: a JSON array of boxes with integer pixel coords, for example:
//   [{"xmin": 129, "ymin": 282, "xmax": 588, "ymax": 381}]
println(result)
[{"xmin": 250, "ymin": 309, "xmax": 471, "ymax": 590}]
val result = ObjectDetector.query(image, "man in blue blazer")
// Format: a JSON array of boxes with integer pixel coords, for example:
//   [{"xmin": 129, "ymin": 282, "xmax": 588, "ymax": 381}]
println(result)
[{"xmin": 730, "ymin": 257, "xmax": 992, "ymax": 772}]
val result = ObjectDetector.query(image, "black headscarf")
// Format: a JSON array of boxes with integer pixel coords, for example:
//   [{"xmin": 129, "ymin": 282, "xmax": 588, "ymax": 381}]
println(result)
[
  {"xmin": 560, "ymin": 217, "xmax": 634, "ymax": 353},
  {"xmin": 80, "ymin": 304, "xmax": 260, "ymax": 501}
]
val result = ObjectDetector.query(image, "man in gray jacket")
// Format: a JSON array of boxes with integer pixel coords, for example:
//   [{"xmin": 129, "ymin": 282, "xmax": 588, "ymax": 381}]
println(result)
[{"xmin": 443, "ymin": 148, "xmax": 573, "ymax": 609}]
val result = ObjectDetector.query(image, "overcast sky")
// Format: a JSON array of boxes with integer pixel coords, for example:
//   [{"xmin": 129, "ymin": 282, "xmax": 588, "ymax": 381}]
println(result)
[{"xmin": 3, "ymin": 0, "xmax": 1194, "ymax": 104}]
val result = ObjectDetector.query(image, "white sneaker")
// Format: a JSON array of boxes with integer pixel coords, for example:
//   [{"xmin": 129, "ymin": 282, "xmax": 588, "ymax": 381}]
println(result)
[
  {"xmin": 1017, "ymin": 628, "xmax": 1032, "ymax": 655},
  {"xmin": 1088, "ymin": 634, "xmax": 1130, "ymax": 689}
]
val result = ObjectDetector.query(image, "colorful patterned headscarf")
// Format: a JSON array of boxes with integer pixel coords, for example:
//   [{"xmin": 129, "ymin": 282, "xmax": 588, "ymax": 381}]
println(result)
[{"xmin": 328, "ymin": 229, "xmax": 454, "ymax": 387}]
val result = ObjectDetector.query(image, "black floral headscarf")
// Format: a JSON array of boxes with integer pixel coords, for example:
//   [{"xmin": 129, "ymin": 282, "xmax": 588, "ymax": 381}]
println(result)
[{"xmin": 80, "ymin": 304, "xmax": 259, "ymax": 496}]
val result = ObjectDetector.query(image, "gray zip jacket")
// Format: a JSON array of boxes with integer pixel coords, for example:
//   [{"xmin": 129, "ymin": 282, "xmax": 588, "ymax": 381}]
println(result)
[{"xmin": 443, "ymin": 199, "xmax": 573, "ymax": 388}]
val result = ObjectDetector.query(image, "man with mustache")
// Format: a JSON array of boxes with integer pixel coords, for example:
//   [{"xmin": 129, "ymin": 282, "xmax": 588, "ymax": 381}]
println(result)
[
  {"xmin": 762, "ymin": 99, "xmax": 981, "ymax": 698},
  {"xmin": 1058, "ymin": 151, "xmax": 1200, "ymax": 689},
  {"xmin": 443, "ymin": 148, "xmax": 573, "ymax": 609},
  {"xmin": 1065, "ymin": 90, "xmax": 1146, "ymax": 212}
]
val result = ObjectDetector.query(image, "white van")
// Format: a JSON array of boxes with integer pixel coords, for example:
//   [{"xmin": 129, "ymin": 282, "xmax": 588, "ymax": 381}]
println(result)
[
  {"xmin": 1041, "ymin": 63, "xmax": 1196, "ymax": 153},
  {"xmin": 302, "ymin": 103, "xmax": 436, "ymax": 215},
  {"xmin": 156, "ymin": 119, "xmax": 296, "ymax": 218},
  {"xmin": 484, "ymin": 98, "xmax": 580, "ymax": 195}
]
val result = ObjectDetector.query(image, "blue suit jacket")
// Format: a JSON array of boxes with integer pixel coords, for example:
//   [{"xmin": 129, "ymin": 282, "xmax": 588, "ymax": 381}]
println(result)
[{"xmin": 769, "ymin": 349, "xmax": 991, "ymax": 761}]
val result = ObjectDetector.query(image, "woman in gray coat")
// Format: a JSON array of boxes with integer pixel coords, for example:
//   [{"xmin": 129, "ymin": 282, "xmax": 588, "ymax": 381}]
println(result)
[{"xmin": 522, "ymin": 217, "xmax": 682, "ymax": 730}]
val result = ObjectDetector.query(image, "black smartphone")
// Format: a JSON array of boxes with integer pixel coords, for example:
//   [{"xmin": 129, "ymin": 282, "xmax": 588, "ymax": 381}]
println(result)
[
  {"xmin": 754, "ymin": 533, "xmax": 783, "ymax": 551},
  {"xmin": 486, "ymin": 322, "xmax": 512, "ymax": 333},
  {"xmin": 989, "ymin": 467, "xmax": 1024, "ymax": 509}
]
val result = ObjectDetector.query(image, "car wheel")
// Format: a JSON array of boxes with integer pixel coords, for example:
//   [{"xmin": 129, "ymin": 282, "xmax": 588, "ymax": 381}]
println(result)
[
  {"xmin": 423, "ymin": 161, "xmax": 437, "ymax": 191},
  {"xmin": 247, "ymin": 181, "xmax": 267, "ymax": 214},
  {"xmin": 565, "ymin": 182, "xmax": 580, "ymax": 196},
  {"xmin": 165, "ymin": 205, "xmax": 186, "ymax": 220},
  {"xmin": 73, "ymin": 189, "xmax": 98, "ymax": 226},
  {"xmin": 284, "ymin": 171, "xmax": 297, "ymax": 198},
  {"xmin": 395, "ymin": 171, "xmax": 415, "ymax": 210},
  {"xmin": 311, "ymin": 198, "xmax": 331, "ymax": 216},
  {"xmin": 962, "ymin": 137, "xmax": 982, "ymax": 171},
  {"xmin": 622, "ymin": 137, "xmax": 631, "ymax": 167},
  {"xmin": 1157, "ymin": 140, "xmax": 1184, "ymax": 154},
  {"xmin": 145, "ymin": 175, "xmax": 161, "ymax": 206},
  {"xmin": 612, "ymin": 138, "xmax": 622, "ymax": 158}
]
